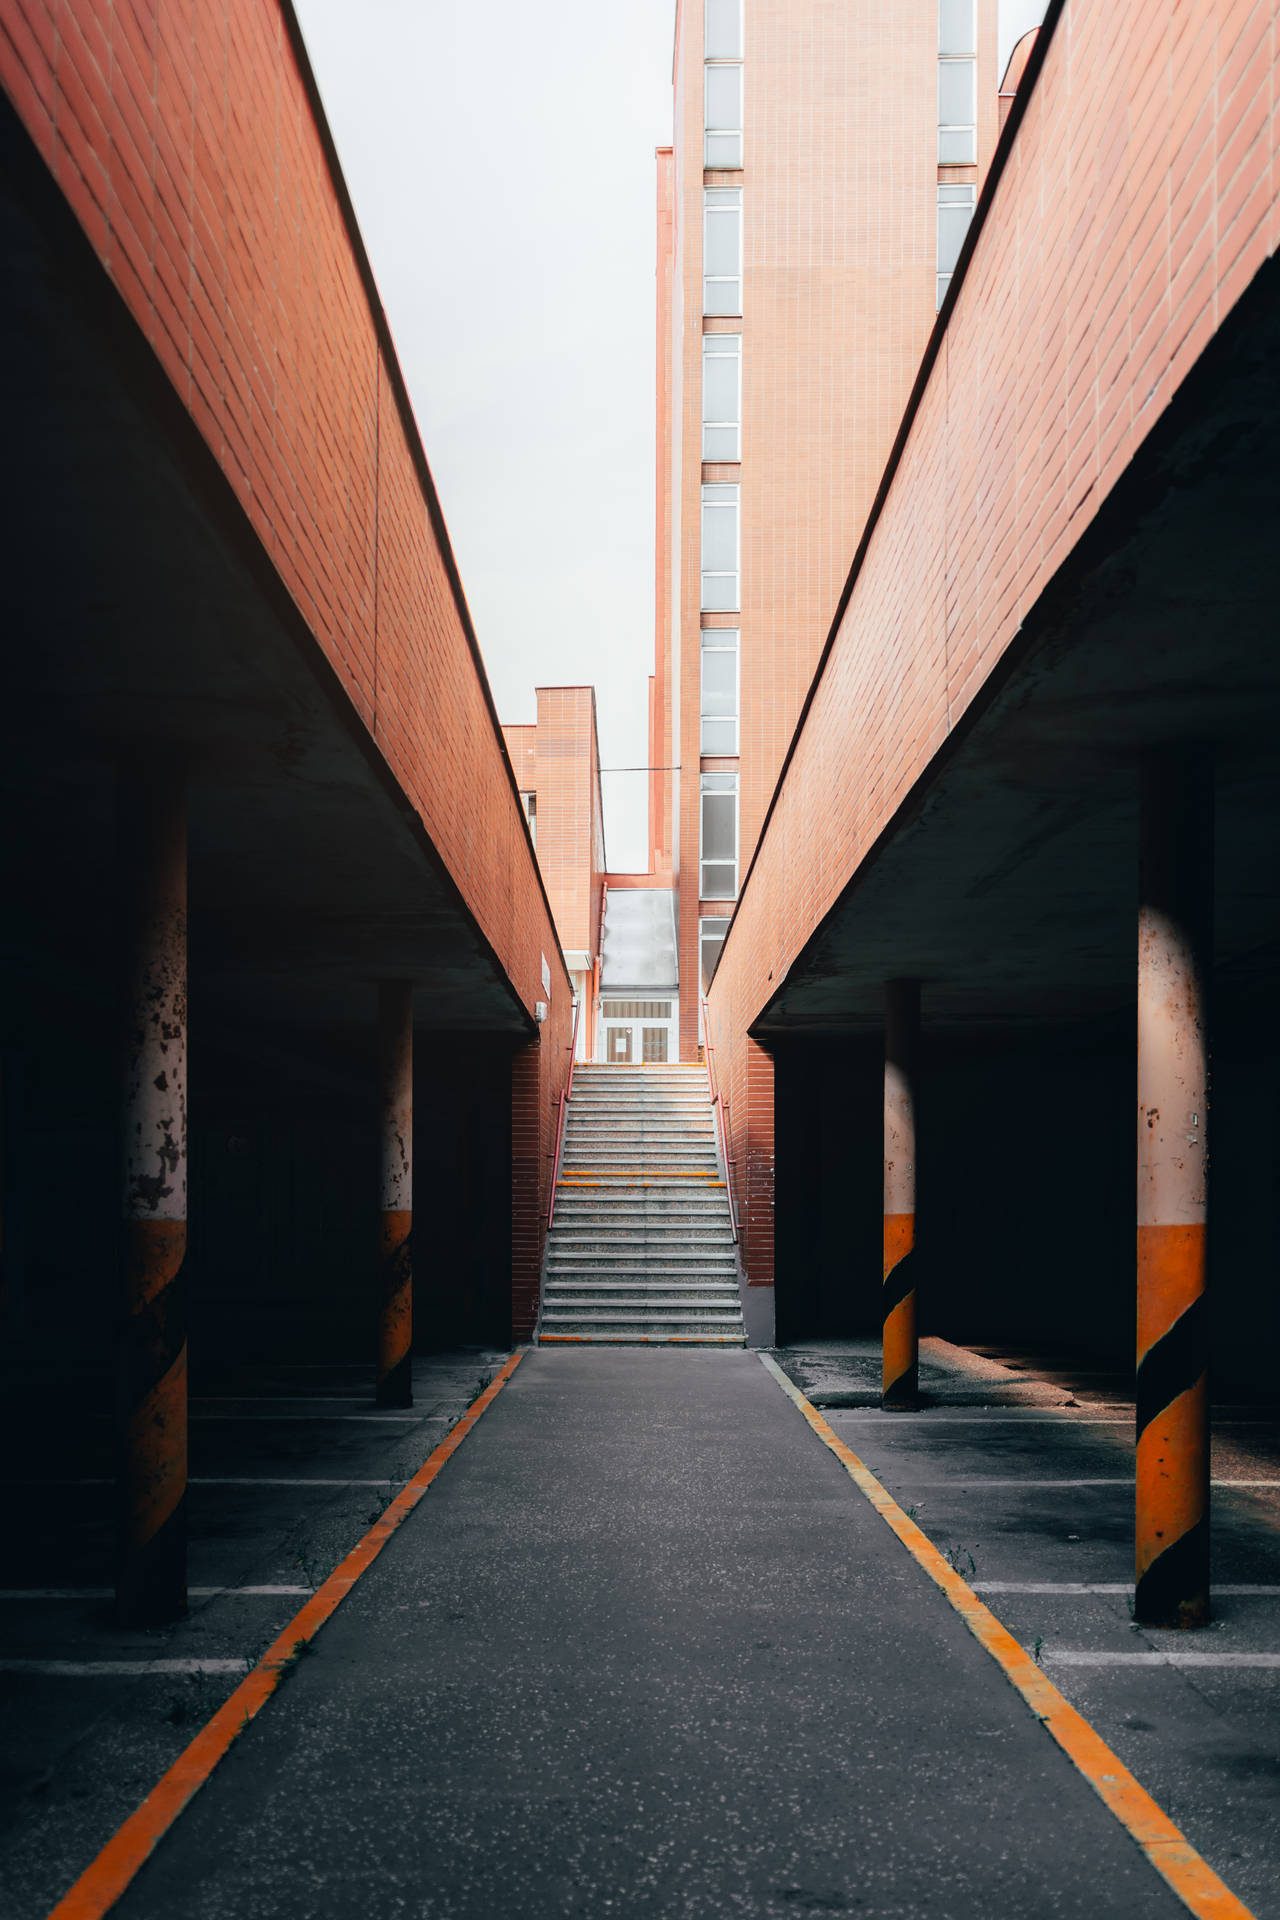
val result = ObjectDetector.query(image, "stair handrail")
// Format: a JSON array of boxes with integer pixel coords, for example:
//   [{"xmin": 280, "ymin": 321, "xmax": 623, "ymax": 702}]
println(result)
[
  {"xmin": 546, "ymin": 995, "xmax": 581, "ymax": 1231},
  {"xmin": 700, "ymin": 994, "xmax": 739, "ymax": 1244}
]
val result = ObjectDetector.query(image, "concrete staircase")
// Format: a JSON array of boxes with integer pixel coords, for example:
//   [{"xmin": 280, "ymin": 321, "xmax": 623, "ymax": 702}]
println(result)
[{"xmin": 538, "ymin": 1064, "xmax": 745, "ymax": 1345}]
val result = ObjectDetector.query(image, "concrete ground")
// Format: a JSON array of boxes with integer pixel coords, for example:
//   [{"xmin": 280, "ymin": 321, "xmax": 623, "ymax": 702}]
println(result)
[
  {"xmin": 0, "ymin": 1349, "xmax": 510, "ymax": 1920},
  {"xmin": 820, "ymin": 1348, "xmax": 1280, "ymax": 1919},
  {"xmin": 774, "ymin": 1336, "xmax": 1075, "ymax": 1407},
  {"xmin": 3, "ymin": 1345, "xmax": 1243, "ymax": 1918}
]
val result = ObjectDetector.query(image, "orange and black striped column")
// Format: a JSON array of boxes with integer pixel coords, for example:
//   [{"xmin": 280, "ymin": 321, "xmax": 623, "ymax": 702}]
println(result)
[
  {"xmin": 376, "ymin": 982, "xmax": 413, "ymax": 1408},
  {"xmin": 882, "ymin": 979, "xmax": 920, "ymax": 1409},
  {"xmin": 116, "ymin": 770, "xmax": 188, "ymax": 1625},
  {"xmin": 1136, "ymin": 753, "xmax": 1212, "ymax": 1629}
]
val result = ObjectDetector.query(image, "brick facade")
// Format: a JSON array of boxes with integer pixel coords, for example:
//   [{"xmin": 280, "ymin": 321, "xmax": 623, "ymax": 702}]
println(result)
[
  {"xmin": 0, "ymin": 0, "xmax": 573, "ymax": 1332},
  {"xmin": 706, "ymin": 0, "xmax": 1280, "ymax": 1286}
]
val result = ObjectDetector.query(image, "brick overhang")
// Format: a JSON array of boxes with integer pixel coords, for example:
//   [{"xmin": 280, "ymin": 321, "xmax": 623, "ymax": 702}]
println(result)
[
  {"xmin": 0, "ymin": 101, "xmax": 544, "ymax": 1040},
  {"xmin": 752, "ymin": 254, "xmax": 1280, "ymax": 1043}
]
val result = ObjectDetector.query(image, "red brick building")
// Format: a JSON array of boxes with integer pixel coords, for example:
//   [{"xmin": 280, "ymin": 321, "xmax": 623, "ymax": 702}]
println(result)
[{"xmin": 503, "ymin": 687, "xmax": 607, "ymax": 1058}]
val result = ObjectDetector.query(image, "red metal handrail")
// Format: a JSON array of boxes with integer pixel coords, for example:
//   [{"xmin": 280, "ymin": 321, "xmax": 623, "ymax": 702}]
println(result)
[
  {"xmin": 546, "ymin": 996, "xmax": 581, "ymax": 1231},
  {"xmin": 700, "ymin": 995, "xmax": 739, "ymax": 1243}
]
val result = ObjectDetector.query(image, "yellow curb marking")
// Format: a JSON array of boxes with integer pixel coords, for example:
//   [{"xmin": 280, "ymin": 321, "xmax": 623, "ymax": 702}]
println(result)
[
  {"xmin": 757, "ymin": 1353, "xmax": 1256, "ymax": 1920},
  {"xmin": 46, "ymin": 1354, "xmax": 525, "ymax": 1920}
]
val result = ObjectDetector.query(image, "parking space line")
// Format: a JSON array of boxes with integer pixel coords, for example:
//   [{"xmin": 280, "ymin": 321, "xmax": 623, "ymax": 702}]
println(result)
[
  {"xmin": 1045, "ymin": 1651, "xmax": 1280, "ymax": 1669},
  {"xmin": 0, "ymin": 1659, "xmax": 251, "ymax": 1677},
  {"xmin": 758, "ymin": 1352, "xmax": 1256, "ymax": 1920},
  {"xmin": 860, "ymin": 1478, "xmax": 1278, "ymax": 1489},
  {"xmin": 45, "ymin": 1350, "xmax": 524, "ymax": 1920},
  {"xmin": 973, "ymin": 1583, "xmax": 1280, "ymax": 1598},
  {"xmin": 0, "ymin": 1586, "xmax": 311, "ymax": 1601},
  {"xmin": 190, "ymin": 1413, "xmax": 432, "ymax": 1423}
]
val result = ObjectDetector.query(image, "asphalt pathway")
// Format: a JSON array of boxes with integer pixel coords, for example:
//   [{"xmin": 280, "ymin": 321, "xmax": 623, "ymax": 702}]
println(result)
[{"xmin": 107, "ymin": 1349, "xmax": 1191, "ymax": 1918}]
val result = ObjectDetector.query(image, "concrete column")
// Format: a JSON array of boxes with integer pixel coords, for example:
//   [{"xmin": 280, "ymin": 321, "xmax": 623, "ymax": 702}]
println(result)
[
  {"xmin": 882, "ymin": 980, "xmax": 919, "ymax": 1409},
  {"xmin": 376, "ymin": 982, "xmax": 413, "ymax": 1407},
  {"xmin": 1136, "ymin": 754, "xmax": 1213, "ymax": 1627},
  {"xmin": 117, "ymin": 770, "xmax": 188, "ymax": 1625}
]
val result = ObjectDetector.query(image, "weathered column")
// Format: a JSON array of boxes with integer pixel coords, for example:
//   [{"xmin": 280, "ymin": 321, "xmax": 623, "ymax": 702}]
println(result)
[
  {"xmin": 1136, "ymin": 754, "xmax": 1212, "ymax": 1627},
  {"xmin": 882, "ymin": 980, "xmax": 920, "ymax": 1410},
  {"xmin": 376, "ymin": 982, "xmax": 414, "ymax": 1408},
  {"xmin": 117, "ymin": 770, "xmax": 188, "ymax": 1625}
]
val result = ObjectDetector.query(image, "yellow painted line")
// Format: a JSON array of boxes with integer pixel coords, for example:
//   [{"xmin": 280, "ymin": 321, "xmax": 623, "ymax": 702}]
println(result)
[
  {"xmin": 561, "ymin": 1170, "xmax": 720, "ymax": 1178},
  {"xmin": 539, "ymin": 1334, "xmax": 744, "ymax": 1345},
  {"xmin": 46, "ymin": 1353, "xmax": 525, "ymax": 1920},
  {"xmin": 757, "ymin": 1353, "xmax": 1256, "ymax": 1920}
]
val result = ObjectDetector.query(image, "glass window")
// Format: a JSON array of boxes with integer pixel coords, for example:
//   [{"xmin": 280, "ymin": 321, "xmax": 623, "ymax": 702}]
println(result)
[
  {"xmin": 702, "ymin": 333, "xmax": 741, "ymax": 460},
  {"xmin": 704, "ymin": 63, "xmax": 742, "ymax": 168},
  {"xmin": 700, "ymin": 916, "xmax": 731, "ymax": 991},
  {"xmin": 519, "ymin": 790, "xmax": 536, "ymax": 848},
  {"xmin": 705, "ymin": 0, "xmax": 742, "ymax": 59},
  {"xmin": 938, "ymin": 0, "xmax": 975, "ymax": 54},
  {"xmin": 700, "ymin": 773, "xmax": 738, "ymax": 899},
  {"xmin": 701, "ymin": 484, "xmax": 739, "ymax": 611},
  {"xmin": 703, "ymin": 189, "xmax": 742, "ymax": 315},
  {"xmin": 700, "ymin": 630, "xmax": 739, "ymax": 754},
  {"xmin": 938, "ymin": 57, "xmax": 976, "ymax": 162},
  {"xmin": 937, "ymin": 184, "xmax": 976, "ymax": 307}
]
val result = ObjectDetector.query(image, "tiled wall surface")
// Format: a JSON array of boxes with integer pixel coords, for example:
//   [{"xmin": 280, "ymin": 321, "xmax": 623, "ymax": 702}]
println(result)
[{"xmin": 707, "ymin": 0, "xmax": 1280, "ymax": 1286}]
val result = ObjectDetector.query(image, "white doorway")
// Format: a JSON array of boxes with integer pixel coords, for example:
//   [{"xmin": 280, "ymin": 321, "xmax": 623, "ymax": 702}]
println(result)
[{"xmin": 599, "ymin": 998, "xmax": 678, "ymax": 1065}]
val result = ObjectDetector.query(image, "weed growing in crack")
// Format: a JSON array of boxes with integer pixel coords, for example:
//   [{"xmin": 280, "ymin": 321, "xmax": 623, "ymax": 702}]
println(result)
[
  {"xmin": 274, "ymin": 1637, "xmax": 315, "ymax": 1687},
  {"xmin": 942, "ymin": 1544, "xmax": 978, "ymax": 1577}
]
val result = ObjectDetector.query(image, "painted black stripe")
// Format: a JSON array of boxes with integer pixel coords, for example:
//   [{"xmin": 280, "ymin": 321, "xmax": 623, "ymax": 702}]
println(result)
[
  {"xmin": 1136, "ymin": 1294, "xmax": 1206, "ymax": 1435},
  {"xmin": 882, "ymin": 1246, "xmax": 918, "ymax": 1320},
  {"xmin": 116, "ymin": 1274, "xmax": 187, "ymax": 1408},
  {"xmin": 381, "ymin": 1225, "xmax": 412, "ymax": 1295},
  {"xmin": 883, "ymin": 1360, "xmax": 919, "ymax": 1408},
  {"xmin": 1135, "ymin": 1515, "xmax": 1210, "ymax": 1628}
]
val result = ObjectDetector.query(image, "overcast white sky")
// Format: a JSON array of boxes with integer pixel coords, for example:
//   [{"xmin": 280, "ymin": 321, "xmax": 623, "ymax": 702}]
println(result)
[{"xmin": 293, "ymin": 1, "xmax": 1046, "ymax": 872}]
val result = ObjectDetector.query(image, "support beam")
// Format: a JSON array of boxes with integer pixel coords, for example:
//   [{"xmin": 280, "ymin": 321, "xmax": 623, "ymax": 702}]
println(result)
[
  {"xmin": 1136, "ymin": 754, "xmax": 1213, "ymax": 1628},
  {"xmin": 882, "ymin": 980, "xmax": 919, "ymax": 1409},
  {"xmin": 117, "ymin": 769, "xmax": 188, "ymax": 1625},
  {"xmin": 376, "ymin": 982, "xmax": 414, "ymax": 1408}
]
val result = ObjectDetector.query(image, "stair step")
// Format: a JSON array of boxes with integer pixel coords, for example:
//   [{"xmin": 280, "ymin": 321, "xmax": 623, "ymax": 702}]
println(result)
[
  {"xmin": 543, "ymin": 1064, "xmax": 740, "ymax": 1344},
  {"xmin": 545, "ymin": 1295, "xmax": 741, "ymax": 1309},
  {"xmin": 541, "ymin": 1315, "xmax": 744, "ymax": 1333},
  {"xmin": 550, "ymin": 1234, "xmax": 735, "ymax": 1247}
]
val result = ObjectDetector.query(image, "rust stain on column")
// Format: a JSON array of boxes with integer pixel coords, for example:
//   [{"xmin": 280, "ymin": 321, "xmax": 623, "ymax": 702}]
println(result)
[
  {"xmin": 117, "ymin": 770, "xmax": 188, "ymax": 1626},
  {"xmin": 377, "ymin": 982, "xmax": 414, "ymax": 1408},
  {"xmin": 882, "ymin": 979, "xmax": 919, "ymax": 1410},
  {"xmin": 1136, "ymin": 753, "xmax": 1212, "ymax": 1629}
]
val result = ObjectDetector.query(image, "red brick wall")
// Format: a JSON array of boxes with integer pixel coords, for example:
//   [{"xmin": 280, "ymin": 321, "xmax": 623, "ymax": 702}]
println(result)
[
  {"xmin": 503, "ymin": 724, "xmax": 538, "ymax": 798},
  {"xmin": 708, "ymin": 0, "xmax": 1280, "ymax": 1284},
  {"xmin": 528, "ymin": 686, "xmax": 605, "ymax": 963},
  {"xmin": 0, "ymin": 0, "xmax": 573, "ymax": 1324},
  {"xmin": 510, "ymin": 1039, "xmax": 545, "ymax": 1342}
]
